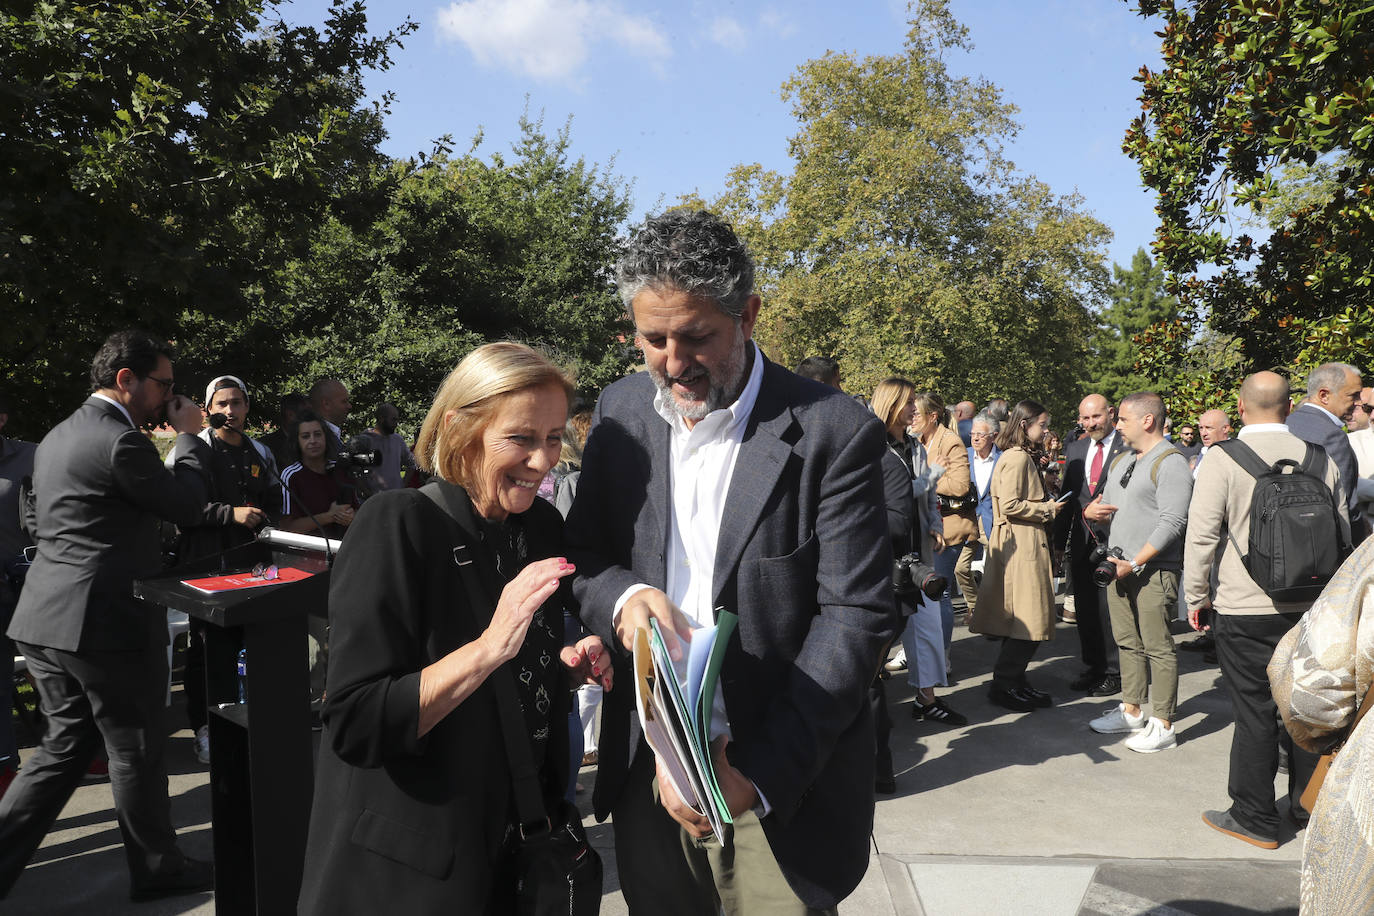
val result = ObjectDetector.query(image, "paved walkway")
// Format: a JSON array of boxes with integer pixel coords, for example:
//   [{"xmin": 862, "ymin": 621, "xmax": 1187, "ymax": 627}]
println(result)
[{"xmin": 4, "ymin": 620, "xmax": 1303, "ymax": 914}]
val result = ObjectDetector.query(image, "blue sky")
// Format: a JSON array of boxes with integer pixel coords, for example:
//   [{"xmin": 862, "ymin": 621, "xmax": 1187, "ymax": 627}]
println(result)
[{"xmin": 283, "ymin": 0, "xmax": 1166, "ymax": 271}]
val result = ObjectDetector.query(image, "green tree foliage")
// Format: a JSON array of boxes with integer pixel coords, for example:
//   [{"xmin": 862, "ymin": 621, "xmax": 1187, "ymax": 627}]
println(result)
[
  {"xmin": 1093, "ymin": 248, "xmax": 1183, "ymax": 404},
  {"xmin": 705, "ymin": 1, "xmax": 1110, "ymax": 423},
  {"xmin": 243, "ymin": 116, "xmax": 636, "ymax": 430},
  {"xmin": 1124, "ymin": 0, "xmax": 1374, "ymax": 382},
  {"xmin": 1, "ymin": 0, "xmax": 413, "ymax": 436}
]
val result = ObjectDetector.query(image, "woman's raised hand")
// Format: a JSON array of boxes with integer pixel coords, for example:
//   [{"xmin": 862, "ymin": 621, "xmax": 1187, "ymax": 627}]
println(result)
[{"xmin": 478, "ymin": 557, "xmax": 575, "ymax": 663}]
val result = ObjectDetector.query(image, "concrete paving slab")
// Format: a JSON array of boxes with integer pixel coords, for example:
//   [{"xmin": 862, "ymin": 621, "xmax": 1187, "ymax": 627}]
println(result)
[
  {"xmin": 905, "ymin": 859, "xmax": 1097, "ymax": 915},
  {"xmin": 3, "ymin": 621, "xmax": 1307, "ymax": 914}
]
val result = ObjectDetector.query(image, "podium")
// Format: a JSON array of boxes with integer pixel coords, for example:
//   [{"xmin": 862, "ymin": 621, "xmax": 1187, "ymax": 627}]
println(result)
[{"xmin": 134, "ymin": 528, "xmax": 339, "ymax": 915}]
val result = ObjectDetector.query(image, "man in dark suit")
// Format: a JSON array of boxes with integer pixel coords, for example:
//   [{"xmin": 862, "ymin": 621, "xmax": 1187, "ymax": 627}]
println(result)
[
  {"xmin": 566, "ymin": 210, "xmax": 894, "ymax": 915},
  {"xmin": 1287, "ymin": 362, "xmax": 1366, "ymax": 545},
  {"xmin": 1053, "ymin": 393, "xmax": 1125, "ymax": 695},
  {"xmin": 0, "ymin": 330, "xmax": 216, "ymax": 901}
]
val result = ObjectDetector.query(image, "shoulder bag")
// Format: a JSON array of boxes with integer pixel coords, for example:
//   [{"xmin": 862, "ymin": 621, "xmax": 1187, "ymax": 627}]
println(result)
[{"xmin": 1300, "ymin": 683, "xmax": 1374, "ymax": 814}]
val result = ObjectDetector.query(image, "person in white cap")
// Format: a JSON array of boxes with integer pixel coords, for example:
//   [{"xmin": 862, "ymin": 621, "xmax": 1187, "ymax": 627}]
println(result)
[{"xmin": 166, "ymin": 374, "xmax": 282, "ymax": 764}]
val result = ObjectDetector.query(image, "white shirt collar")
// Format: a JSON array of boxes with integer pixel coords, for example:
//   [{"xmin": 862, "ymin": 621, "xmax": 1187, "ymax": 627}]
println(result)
[
  {"xmin": 1301, "ymin": 402, "xmax": 1345, "ymax": 428},
  {"xmin": 652, "ymin": 341, "xmax": 764, "ymax": 439},
  {"xmin": 92, "ymin": 392, "xmax": 136, "ymax": 429},
  {"xmin": 325, "ymin": 419, "xmax": 341, "ymax": 439},
  {"xmin": 1239, "ymin": 423, "xmax": 1290, "ymax": 437}
]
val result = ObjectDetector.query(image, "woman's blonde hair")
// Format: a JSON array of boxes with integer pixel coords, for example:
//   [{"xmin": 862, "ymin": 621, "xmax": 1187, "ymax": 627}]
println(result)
[
  {"xmin": 913, "ymin": 392, "xmax": 948, "ymax": 428},
  {"xmin": 871, "ymin": 377, "xmax": 916, "ymax": 438},
  {"xmin": 414, "ymin": 342, "xmax": 575, "ymax": 490}
]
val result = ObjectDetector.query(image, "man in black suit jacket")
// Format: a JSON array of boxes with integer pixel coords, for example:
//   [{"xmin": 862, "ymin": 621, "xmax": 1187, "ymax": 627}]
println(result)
[
  {"xmin": 566, "ymin": 211, "xmax": 893, "ymax": 914},
  {"xmin": 0, "ymin": 331, "xmax": 216, "ymax": 901},
  {"xmin": 1053, "ymin": 393, "xmax": 1125, "ymax": 695},
  {"xmin": 1287, "ymin": 362, "xmax": 1367, "ymax": 545}
]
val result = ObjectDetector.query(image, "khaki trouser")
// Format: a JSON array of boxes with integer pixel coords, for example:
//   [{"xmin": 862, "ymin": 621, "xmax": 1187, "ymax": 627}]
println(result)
[
  {"xmin": 1105, "ymin": 568, "xmax": 1179, "ymax": 721},
  {"xmin": 954, "ymin": 537, "xmax": 983, "ymax": 615},
  {"xmin": 614, "ymin": 750, "xmax": 836, "ymax": 916}
]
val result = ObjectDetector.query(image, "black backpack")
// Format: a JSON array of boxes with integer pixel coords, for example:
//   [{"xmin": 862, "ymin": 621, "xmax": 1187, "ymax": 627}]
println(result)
[{"xmin": 1213, "ymin": 438, "xmax": 1349, "ymax": 603}]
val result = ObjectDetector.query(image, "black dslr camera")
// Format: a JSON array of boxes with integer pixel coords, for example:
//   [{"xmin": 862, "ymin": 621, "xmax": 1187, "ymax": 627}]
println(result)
[
  {"xmin": 1089, "ymin": 544, "xmax": 1128, "ymax": 587},
  {"xmin": 340, "ymin": 435, "xmax": 382, "ymax": 468},
  {"xmin": 893, "ymin": 553, "xmax": 947, "ymax": 601}
]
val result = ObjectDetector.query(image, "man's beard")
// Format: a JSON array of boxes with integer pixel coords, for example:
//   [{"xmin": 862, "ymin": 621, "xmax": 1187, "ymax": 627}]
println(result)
[{"xmin": 648, "ymin": 331, "xmax": 749, "ymax": 423}]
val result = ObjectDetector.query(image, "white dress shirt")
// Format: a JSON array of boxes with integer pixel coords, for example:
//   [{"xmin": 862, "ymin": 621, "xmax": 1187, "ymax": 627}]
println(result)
[
  {"xmin": 92, "ymin": 392, "xmax": 135, "ymax": 429},
  {"xmin": 971, "ymin": 449, "xmax": 996, "ymax": 497},
  {"xmin": 615, "ymin": 342, "xmax": 765, "ymax": 721}
]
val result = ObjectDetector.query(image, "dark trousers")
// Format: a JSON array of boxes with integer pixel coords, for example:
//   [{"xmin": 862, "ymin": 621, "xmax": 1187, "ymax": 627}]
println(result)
[
  {"xmin": 0, "ymin": 641, "xmax": 185, "ymax": 896},
  {"xmin": 870, "ymin": 676, "xmax": 892, "ymax": 784},
  {"xmin": 991, "ymin": 637, "xmax": 1041, "ymax": 689},
  {"xmin": 1213, "ymin": 612, "xmax": 1319, "ymax": 838},
  {"xmin": 1068, "ymin": 556, "xmax": 1118, "ymax": 676},
  {"xmin": 0, "ymin": 592, "xmax": 16, "ymax": 769}
]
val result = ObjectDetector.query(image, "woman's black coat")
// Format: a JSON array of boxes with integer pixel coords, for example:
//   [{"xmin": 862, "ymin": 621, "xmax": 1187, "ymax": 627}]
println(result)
[{"xmin": 297, "ymin": 480, "xmax": 571, "ymax": 914}]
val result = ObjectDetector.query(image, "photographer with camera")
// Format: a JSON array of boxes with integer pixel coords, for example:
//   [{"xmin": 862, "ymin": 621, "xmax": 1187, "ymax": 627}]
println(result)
[
  {"xmin": 970, "ymin": 400, "xmax": 1064, "ymax": 713},
  {"xmin": 1084, "ymin": 392, "xmax": 1193, "ymax": 752},
  {"xmin": 873, "ymin": 379, "xmax": 965, "ymax": 733}
]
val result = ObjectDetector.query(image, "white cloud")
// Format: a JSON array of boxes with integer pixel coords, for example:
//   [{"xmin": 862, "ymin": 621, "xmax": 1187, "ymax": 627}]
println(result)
[
  {"xmin": 758, "ymin": 8, "xmax": 798, "ymax": 40},
  {"xmin": 708, "ymin": 15, "xmax": 747, "ymax": 52},
  {"xmin": 435, "ymin": 0, "xmax": 670, "ymax": 82}
]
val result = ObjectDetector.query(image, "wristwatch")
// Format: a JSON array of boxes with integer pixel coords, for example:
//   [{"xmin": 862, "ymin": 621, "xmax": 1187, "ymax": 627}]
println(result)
[{"xmin": 1131, "ymin": 562, "xmax": 1145, "ymax": 576}]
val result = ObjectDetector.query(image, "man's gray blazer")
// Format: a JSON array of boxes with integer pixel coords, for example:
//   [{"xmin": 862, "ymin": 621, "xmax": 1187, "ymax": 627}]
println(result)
[
  {"xmin": 8, "ymin": 397, "xmax": 212, "ymax": 653},
  {"xmin": 1287, "ymin": 403, "xmax": 1366, "ymax": 545},
  {"xmin": 566, "ymin": 355, "xmax": 896, "ymax": 909}
]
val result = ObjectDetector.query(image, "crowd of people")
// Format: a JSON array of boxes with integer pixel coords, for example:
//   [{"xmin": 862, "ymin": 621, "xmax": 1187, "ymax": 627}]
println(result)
[{"xmin": 0, "ymin": 208, "xmax": 1372, "ymax": 914}]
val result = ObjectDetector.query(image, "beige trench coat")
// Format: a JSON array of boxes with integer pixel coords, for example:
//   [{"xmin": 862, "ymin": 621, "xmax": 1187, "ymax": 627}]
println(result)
[{"xmin": 970, "ymin": 446, "xmax": 1057, "ymax": 641}]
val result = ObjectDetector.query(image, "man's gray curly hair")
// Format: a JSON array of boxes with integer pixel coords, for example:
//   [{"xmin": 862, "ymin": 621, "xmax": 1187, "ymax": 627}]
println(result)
[{"xmin": 615, "ymin": 209, "xmax": 755, "ymax": 319}]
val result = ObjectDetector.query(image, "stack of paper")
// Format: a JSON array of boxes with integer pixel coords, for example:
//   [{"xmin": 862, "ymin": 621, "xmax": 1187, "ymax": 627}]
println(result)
[{"xmin": 632, "ymin": 612, "xmax": 739, "ymax": 842}]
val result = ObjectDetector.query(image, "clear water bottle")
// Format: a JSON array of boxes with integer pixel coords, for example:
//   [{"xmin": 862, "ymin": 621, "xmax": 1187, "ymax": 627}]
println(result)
[{"xmin": 237, "ymin": 648, "xmax": 247, "ymax": 704}]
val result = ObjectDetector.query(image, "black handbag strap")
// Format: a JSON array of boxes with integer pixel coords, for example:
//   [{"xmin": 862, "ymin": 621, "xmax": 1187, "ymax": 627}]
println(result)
[{"xmin": 420, "ymin": 483, "xmax": 551, "ymax": 834}]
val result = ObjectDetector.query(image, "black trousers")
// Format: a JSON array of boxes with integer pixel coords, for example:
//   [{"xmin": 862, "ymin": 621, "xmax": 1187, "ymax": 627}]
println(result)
[
  {"xmin": 870, "ymin": 676, "xmax": 892, "ymax": 784},
  {"xmin": 991, "ymin": 637, "xmax": 1041, "ymax": 690},
  {"xmin": 1067, "ymin": 555, "xmax": 1119, "ymax": 676},
  {"xmin": 0, "ymin": 641, "xmax": 185, "ymax": 897},
  {"xmin": 1213, "ymin": 612, "xmax": 1319, "ymax": 838}
]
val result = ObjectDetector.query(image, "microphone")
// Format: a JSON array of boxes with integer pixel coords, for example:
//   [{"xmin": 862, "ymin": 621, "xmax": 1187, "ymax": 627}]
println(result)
[{"xmin": 208, "ymin": 413, "xmax": 228, "ymax": 429}]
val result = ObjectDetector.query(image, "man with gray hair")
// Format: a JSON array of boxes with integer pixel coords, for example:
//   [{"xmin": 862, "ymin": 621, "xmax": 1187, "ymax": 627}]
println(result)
[
  {"xmin": 1287, "ymin": 362, "xmax": 1366, "ymax": 544},
  {"xmin": 567, "ymin": 209, "xmax": 893, "ymax": 914},
  {"xmin": 955, "ymin": 411, "xmax": 1001, "ymax": 615}
]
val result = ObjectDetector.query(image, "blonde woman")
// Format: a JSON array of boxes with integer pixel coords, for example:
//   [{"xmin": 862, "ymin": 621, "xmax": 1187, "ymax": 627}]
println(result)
[
  {"xmin": 878, "ymin": 380, "xmax": 966, "ymax": 727},
  {"xmin": 299, "ymin": 342, "xmax": 613, "ymax": 914}
]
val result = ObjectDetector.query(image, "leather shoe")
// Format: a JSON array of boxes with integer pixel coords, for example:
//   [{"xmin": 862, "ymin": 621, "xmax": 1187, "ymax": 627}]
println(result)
[
  {"xmin": 988, "ymin": 685, "xmax": 1037, "ymax": 713},
  {"xmin": 1070, "ymin": 669, "xmax": 1105, "ymax": 691},
  {"xmin": 1088, "ymin": 674, "xmax": 1122, "ymax": 697},
  {"xmin": 130, "ymin": 856, "xmax": 214, "ymax": 901},
  {"xmin": 1202, "ymin": 809, "xmax": 1277, "ymax": 850}
]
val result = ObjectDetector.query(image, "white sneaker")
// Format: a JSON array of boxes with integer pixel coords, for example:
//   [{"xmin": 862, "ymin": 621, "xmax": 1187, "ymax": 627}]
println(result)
[
  {"xmin": 1124, "ymin": 717, "xmax": 1177, "ymax": 753},
  {"xmin": 1089, "ymin": 703, "xmax": 1147, "ymax": 734},
  {"xmin": 884, "ymin": 649, "xmax": 908, "ymax": 673},
  {"xmin": 194, "ymin": 725, "xmax": 211, "ymax": 765}
]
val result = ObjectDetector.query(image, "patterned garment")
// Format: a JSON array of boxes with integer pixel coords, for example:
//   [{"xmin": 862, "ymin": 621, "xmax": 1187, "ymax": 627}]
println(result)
[
  {"xmin": 478, "ymin": 513, "xmax": 561, "ymax": 765},
  {"xmin": 1269, "ymin": 536, "xmax": 1374, "ymax": 915}
]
